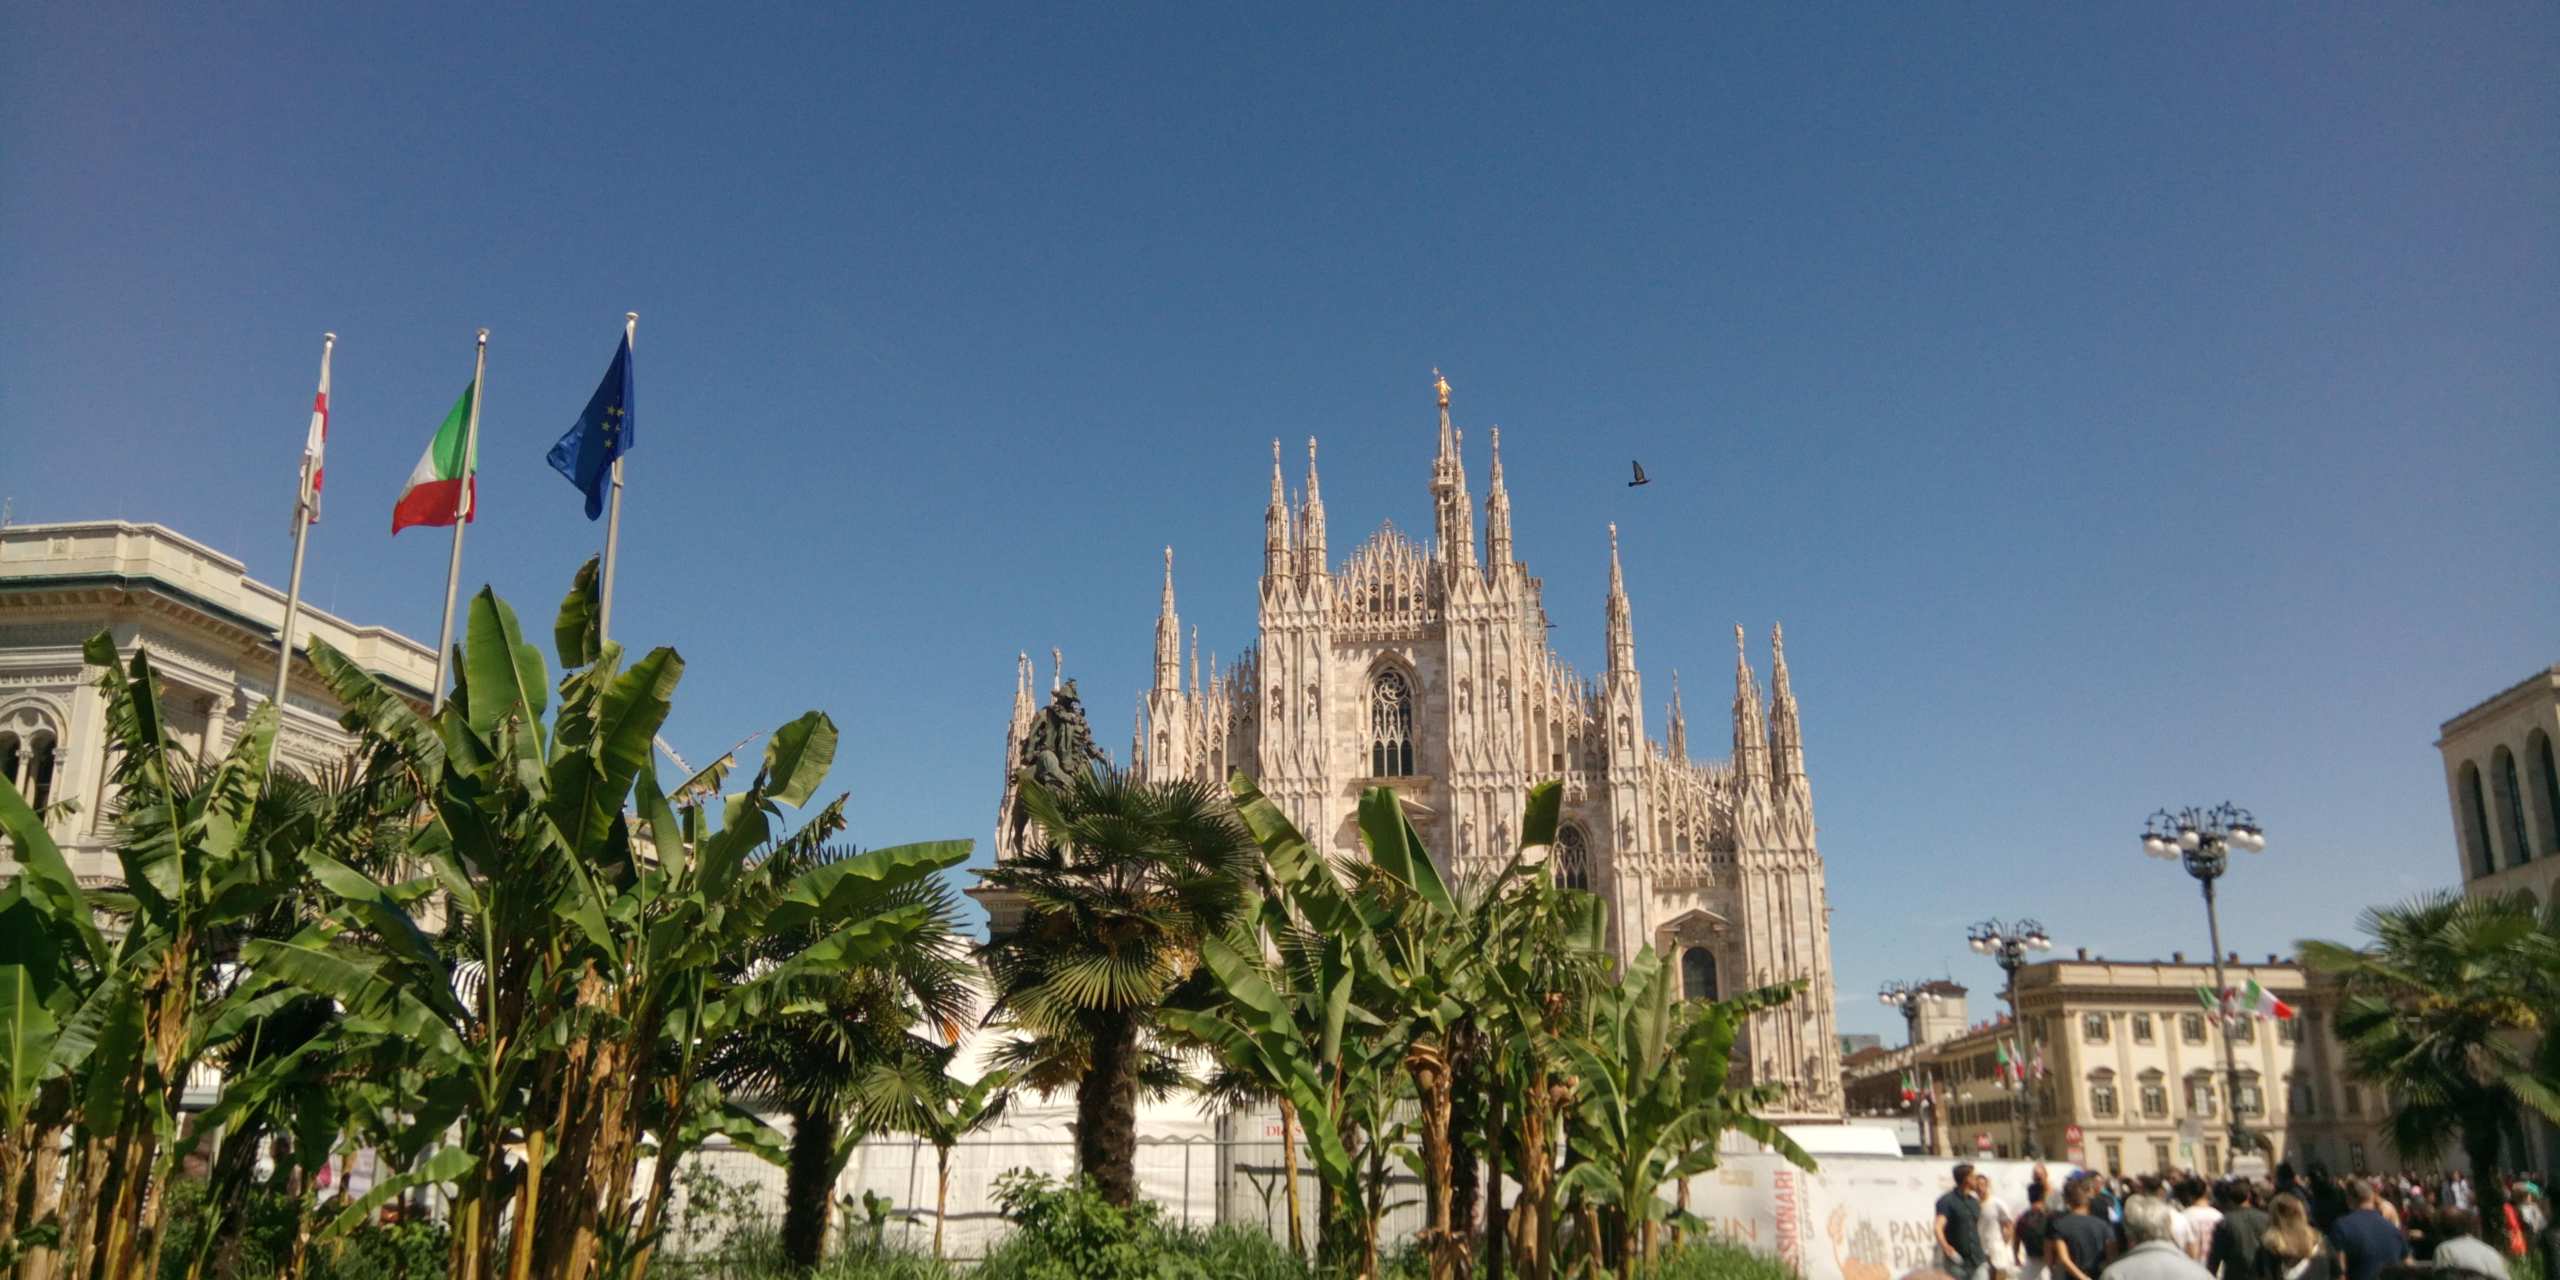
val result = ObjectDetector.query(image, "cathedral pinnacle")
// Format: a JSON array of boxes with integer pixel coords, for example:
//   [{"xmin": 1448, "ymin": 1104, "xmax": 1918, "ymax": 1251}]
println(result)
[
  {"xmin": 1300, "ymin": 436, "xmax": 1328, "ymax": 577},
  {"xmin": 1732, "ymin": 625, "xmax": 1768, "ymax": 783},
  {"xmin": 1667, "ymin": 667, "xmax": 1687, "ymax": 759},
  {"xmin": 1153, "ymin": 550, "xmax": 1180, "ymax": 693},
  {"xmin": 1605, "ymin": 524, "xmax": 1635, "ymax": 674},
  {"xmin": 1430, "ymin": 369, "xmax": 1474, "ymax": 569},
  {"xmin": 1770, "ymin": 622, "xmax": 1805, "ymax": 780},
  {"xmin": 1486, "ymin": 426, "xmax": 1513, "ymax": 571},
  {"xmin": 1265, "ymin": 439, "xmax": 1293, "ymax": 582}
]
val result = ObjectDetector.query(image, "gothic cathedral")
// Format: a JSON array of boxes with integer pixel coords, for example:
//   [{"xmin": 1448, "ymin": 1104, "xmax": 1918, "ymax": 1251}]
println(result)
[{"xmin": 989, "ymin": 375, "xmax": 1843, "ymax": 1117}]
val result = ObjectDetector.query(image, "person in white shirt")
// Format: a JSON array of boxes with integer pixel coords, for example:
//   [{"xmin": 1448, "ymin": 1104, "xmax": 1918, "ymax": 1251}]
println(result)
[
  {"xmin": 2434, "ymin": 1208, "xmax": 2511, "ymax": 1279},
  {"xmin": 2176, "ymin": 1178, "xmax": 2224, "ymax": 1263},
  {"xmin": 1977, "ymin": 1172, "xmax": 2017, "ymax": 1278}
]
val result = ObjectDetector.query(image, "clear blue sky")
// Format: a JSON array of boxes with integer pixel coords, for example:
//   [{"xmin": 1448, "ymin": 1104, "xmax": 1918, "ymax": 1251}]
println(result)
[{"xmin": 6, "ymin": 6, "xmax": 2554, "ymax": 1041}]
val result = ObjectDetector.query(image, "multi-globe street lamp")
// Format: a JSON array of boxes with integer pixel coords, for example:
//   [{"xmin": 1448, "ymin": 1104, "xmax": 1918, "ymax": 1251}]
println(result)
[
  {"xmin": 1967, "ymin": 919, "xmax": 2052, "ymax": 1157},
  {"xmin": 2142, "ymin": 802, "xmax": 2267, "ymax": 1158},
  {"xmin": 1879, "ymin": 980, "xmax": 1948, "ymax": 1152}
]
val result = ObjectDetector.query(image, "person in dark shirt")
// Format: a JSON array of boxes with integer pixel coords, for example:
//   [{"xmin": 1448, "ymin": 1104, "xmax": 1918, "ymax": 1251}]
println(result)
[
  {"xmin": 1939, "ymin": 1163, "xmax": 1989, "ymax": 1280},
  {"xmin": 2326, "ymin": 1181, "xmax": 2408, "ymax": 1280},
  {"xmin": 2209, "ymin": 1180, "xmax": 2273, "ymax": 1280},
  {"xmin": 2018, "ymin": 1179, "xmax": 2057, "ymax": 1280},
  {"xmin": 2051, "ymin": 1179, "xmax": 2118, "ymax": 1280}
]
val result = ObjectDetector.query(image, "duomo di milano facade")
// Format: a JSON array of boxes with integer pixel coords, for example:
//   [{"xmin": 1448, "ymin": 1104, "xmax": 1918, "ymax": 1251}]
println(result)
[{"xmin": 993, "ymin": 375, "xmax": 1844, "ymax": 1116}]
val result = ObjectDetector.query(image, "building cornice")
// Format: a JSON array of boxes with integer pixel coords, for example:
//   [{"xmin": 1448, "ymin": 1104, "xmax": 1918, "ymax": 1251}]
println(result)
[{"xmin": 2438, "ymin": 665, "xmax": 2560, "ymax": 742}]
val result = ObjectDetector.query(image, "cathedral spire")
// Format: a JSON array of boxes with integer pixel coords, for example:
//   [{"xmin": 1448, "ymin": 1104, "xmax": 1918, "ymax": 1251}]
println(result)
[
  {"xmin": 1300, "ymin": 436, "xmax": 1328, "ymax": 577},
  {"xmin": 1264, "ymin": 438, "xmax": 1293, "ymax": 585},
  {"xmin": 1666, "ymin": 668, "xmax": 1687, "ymax": 760},
  {"xmin": 1131, "ymin": 696, "xmax": 1146, "ymax": 777},
  {"xmin": 1189, "ymin": 625, "xmax": 1201, "ymax": 699},
  {"xmin": 1769, "ymin": 622, "xmax": 1805, "ymax": 783},
  {"xmin": 1430, "ymin": 368, "xmax": 1475, "ymax": 569},
  {"xmin": 1605, "ymin": 523, "xmax": 1635, "ymax": 674},
  {"xmin": 1485, "ymin": 425, "xmax": 1513, "ymax": 572},
  {"xmin": 1732, "ymin": 624, "xmax": 1769, "ymax": 784},
  {"xmin": 1153, "ymin": 548, "xmax": 1180, "ymax": 693}
]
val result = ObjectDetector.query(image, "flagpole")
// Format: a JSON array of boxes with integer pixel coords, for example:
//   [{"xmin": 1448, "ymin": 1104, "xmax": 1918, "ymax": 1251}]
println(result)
[
  {"xmin": 271, "ymin": 332, "xmax": 334, "ymax": 762},
  {"xmin": 431, "ymin": 329, "xmax": 488, "ymax": 713},
  {"xmin": 598, "ymin": 311, "xmax": 635, "ymax": 644}
]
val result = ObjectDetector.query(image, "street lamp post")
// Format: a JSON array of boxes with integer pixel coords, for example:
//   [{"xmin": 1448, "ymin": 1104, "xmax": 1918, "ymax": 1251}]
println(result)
[
  {"xmin": 1968, "ymin": 919, "xmax": 2053, "ymax": 1158},
  {"xmin": 1880, "ymin": 980, "xmax": 1947, "ymax": 1153},
  {"xmin": 2142, "ymin": 802, "xmax": 2267, "ymax": 1160}
]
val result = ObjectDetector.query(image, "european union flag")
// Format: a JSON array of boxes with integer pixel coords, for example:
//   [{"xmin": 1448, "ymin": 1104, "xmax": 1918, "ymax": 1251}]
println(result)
[{"xmin": 547, "ymin": 334, "xmax": 634, "ymax": 520}]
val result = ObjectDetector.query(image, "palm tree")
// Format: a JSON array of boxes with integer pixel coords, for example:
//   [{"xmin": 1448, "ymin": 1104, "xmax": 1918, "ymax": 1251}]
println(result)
[
  {"xmin": 2299, "ymin": 891, "xmax": 2560, "ymax": 1228},
  {"xmin": 704, "ymin": 846, "xmax": 976, "ymax": 1268},
  {"xmin": 860, "ymin": 1053, "xmax": 1015, "ymax": 1259},
  {"xmin": 977, "ymin": 771, "xmax": 1256, "ymax": 1206}
]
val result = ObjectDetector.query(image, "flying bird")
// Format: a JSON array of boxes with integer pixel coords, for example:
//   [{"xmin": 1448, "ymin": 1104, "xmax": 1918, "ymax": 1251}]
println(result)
[{"xmin": 1628, "ymin": 461, "xmax": 1650, "ymax": 488}]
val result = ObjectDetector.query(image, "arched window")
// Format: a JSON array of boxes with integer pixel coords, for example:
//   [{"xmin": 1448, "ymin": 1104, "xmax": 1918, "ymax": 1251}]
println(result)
[
  {"xmin": 1554, "ymin": 824, "xmax": 1591, "ymax": 892},
  {"xmin": 1682, "ymin": 946, "xmax": 1718, "ymax": 1001},
  {"xmin": 2089, "ymin": 1071, "xmax": 2119, "ymax": 1119},
  {"xmin": 1369, "ymin": 669, "xmax": 1415, "ymax": 777},
  {"xmin": 0, "ymin": 715, "xmax": 60, "ymax": 812},
  {"xmin": 2496, "ymin": 747, "xmax": 2532, "ymax": 866},
  {"xmin": 2532, "ymin": 731, "xmax": 2560, "ymax": 861},
  {"xmin": 2461, "ymin": 762, "xmax": 2496, "ymax": 878},
  {"xmin": 26, "ymin": 733, "xmax": 53, "ymax": 810}
]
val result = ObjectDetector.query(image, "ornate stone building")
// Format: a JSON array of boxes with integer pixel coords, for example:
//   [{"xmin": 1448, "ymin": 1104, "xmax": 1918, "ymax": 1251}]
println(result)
[
  {"xmin": 0, "ymin": 520, "xmax": 437, "ymax": 887},
  {"xmin": 990, "ymin": 376, "xmax": 1843, "ymax": 1116}
]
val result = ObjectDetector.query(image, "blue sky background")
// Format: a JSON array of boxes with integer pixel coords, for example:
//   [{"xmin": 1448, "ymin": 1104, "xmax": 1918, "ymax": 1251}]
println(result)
[{"xmin": 5, "ymin": 5, "xmax": 2554, "ymax": 1041}]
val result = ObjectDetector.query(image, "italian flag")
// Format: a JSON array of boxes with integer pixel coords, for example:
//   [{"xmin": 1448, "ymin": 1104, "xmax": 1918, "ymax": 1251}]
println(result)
[
  {"xmin": 2239, "ymin": 979, "xmax": 2297, "ymax": 1021},
  {"xmin": 1900, "ymin": 1072, "xmax": 1918, "ymax": 1103},
  {"xmin": 392, "ymin": 382, "xmax": 478, "ymax": 533}
]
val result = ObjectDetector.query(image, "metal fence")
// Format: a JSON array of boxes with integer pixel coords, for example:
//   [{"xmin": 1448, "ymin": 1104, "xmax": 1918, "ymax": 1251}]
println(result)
[{"xmin": 659, "ymin": 1123, "xmax": 1428, "ymax": 1263}]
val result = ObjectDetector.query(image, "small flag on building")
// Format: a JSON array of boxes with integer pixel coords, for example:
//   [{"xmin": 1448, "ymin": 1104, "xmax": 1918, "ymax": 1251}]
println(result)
[
  {"xmin": 1901, "ymin": 1072, "xmax": 1918, "ymax": 1103},
  {"xmin": 393, "ymin": 382, "xmax": 480, "ymax": 533},
  {"xmin": 547, "ymin": 333, "xmax": 634, "ymax": 520},
  {"xmin": 1995, "ymin": 1041, "xmax": 2014, "ymax": 1085}
]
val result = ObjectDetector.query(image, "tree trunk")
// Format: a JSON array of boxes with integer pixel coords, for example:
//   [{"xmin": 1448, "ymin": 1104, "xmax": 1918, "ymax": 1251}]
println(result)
[
  {"xmin": 1078, "ymin": 1012, "xmax": 1141, "ymax": 1206},
  {"xmin": 1673, "ymin": 1169, "xmax": 1690, "ymax": 1249},
  {"xmin": 781, "ymin": 1101, "xmax": 840, "ymax": 1267},
  {"xmin": 1485, "ymin": 1084, "xmax": 1507, "ymax": 1280},
  {"xmin": 1451, "ymin": 1043, "xmax": 1481, "ymax": 1254},
  {"xmin": 504, "ymin": 1124, "xmax": 548, "ymax": 1280},
  {"xmin": 934, "ymin": 1145, "xmax": 951, "ymax": 1259},
  {"xmin": 1280, "ymin": 1099, "xmax": 1307, "ymax": 1261},
  {"xmin": 1508, "ymin": 1072, "xmax": 1555, "ymax": 1280},
  {"xmin": 1409, "ymin": 1042, "xmax": 1465, "ymax": 1280},
  {"xmin": 21, "ymin": 1120, "xmax": 68, "ymax": 1280},
  {"xmin": 2467, "ymin": 1122, "xmax": 2511, "ymax": 1255}
]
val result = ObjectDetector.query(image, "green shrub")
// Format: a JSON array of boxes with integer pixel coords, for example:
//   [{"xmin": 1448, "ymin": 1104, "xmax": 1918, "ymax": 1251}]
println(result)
[
  {"xmin": 1643, "ymin": 1238, "xmax": 1803, "ymax": 1280},
  {"xmin": 153, "ymin": 1177, "xmax": 447, "ymax": 1280},
  {"xmin": 974, "ymin": 1172, "xmax": 1170, "ymax": 1280}
]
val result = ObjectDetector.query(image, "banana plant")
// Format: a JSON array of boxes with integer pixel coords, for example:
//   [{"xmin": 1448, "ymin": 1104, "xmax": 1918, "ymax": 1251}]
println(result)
[
  {"xmin": 276, "ymin": 563, "xmax": 968, "ymax": 1280},
  {"xmin": 1555, "ymin": 948, "xmax": 1814, "ymax": 1280}
]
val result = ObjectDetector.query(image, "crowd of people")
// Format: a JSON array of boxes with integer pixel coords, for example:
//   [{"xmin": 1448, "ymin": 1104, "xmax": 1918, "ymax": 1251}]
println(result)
[{"xmin": 1927, "ymin": 1162, "xmax": 2557, "ymax": 1280}]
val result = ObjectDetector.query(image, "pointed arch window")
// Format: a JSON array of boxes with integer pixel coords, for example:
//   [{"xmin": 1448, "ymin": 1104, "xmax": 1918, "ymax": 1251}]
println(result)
[
  {"xmin": 1681, "ymin": 946, "xmax": 1718, "ymax": 1001},
  {"xmin": 1554, "ymin": 823, "xmax": 1591, "ymax": 892},
  {"xmin": 1369, "ymin": 669, "xmax": 1415, "ymax": 777}
]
